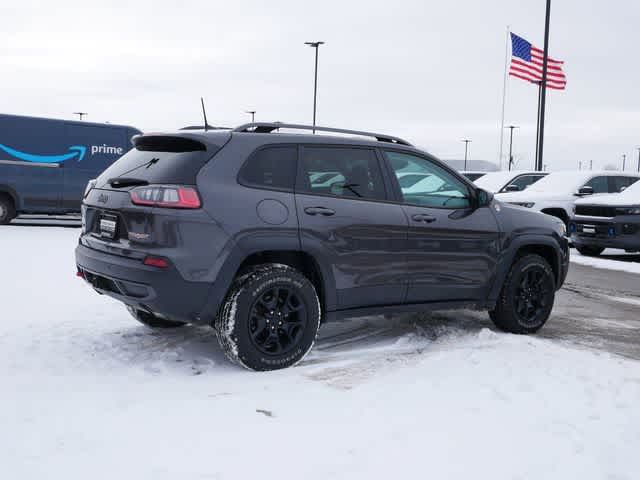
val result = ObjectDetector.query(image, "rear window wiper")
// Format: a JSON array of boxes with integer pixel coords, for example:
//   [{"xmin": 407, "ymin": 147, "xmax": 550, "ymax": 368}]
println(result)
[{"xmin": 108, "ymin": 177, "xmax": 149, "ymax": 188}]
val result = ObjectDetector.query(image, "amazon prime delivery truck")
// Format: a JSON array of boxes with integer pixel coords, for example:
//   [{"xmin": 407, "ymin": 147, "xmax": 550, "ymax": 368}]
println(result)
[{"xmin": 0, "ymin": 113, "xmax": 141, "ymax": 224}]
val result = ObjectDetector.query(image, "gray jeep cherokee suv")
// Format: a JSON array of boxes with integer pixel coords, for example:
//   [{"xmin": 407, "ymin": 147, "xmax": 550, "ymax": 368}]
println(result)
[{"xmin": 76, "ymin": 122, "xmax": 569, "ymax": 371}]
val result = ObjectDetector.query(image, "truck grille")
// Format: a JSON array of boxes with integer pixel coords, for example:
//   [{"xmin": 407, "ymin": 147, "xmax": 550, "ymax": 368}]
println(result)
[{"xmin": 575, "ymin": 205, "xmax": 617, "ymax": 217}]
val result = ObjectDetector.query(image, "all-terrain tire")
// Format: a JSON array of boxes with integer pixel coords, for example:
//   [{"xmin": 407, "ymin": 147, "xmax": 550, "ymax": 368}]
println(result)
[
  {"xmin": 576, "ymin": 245, "xmax": 604, "ymax": 257},
  {"xmin": 0, "ymin": 195, "xmax": 16, "ymax": 225},
  {"xmin": 489, "ymin": 254, "xmax": 556, "ymax": 334},
  {"xmin": 126, "ymin": 306, "xmax": 188, "ymax": 328},
  {"xmin": 215, "ymin": 264, "xmax": 321, "ymax": 371}
]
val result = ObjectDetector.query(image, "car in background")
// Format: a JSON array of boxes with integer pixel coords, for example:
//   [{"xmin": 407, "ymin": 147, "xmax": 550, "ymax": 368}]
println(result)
[
  {"xmin": 474, "ymin": 170, "xmax": 548, "ymax": 193},
  {"xmin": 461, "ymin": 171, "xmax": 487, "ymax": 181},
  {"xmin": 495, "ymin": 171, "xmax": 640, "ymax": 228},
  {"xmin": 570, "ymin": 180, "xmax": 640, "ymax": 256},
  {"xmin": 0, "ymin": 113, "xmax": 141, "ymax": 224}
]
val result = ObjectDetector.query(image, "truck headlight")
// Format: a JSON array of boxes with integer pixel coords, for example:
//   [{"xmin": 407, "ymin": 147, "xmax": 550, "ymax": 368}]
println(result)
[
  {"xmin": 616, "ymin": 206, "xmax": 640, "ymax": 215},
  {"xmin": 510, "ymin": 202, "xmax": 535, "ymax": 208}
]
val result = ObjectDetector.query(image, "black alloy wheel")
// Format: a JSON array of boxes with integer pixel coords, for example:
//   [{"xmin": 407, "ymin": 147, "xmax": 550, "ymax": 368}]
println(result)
[
  {"xmin": 513, "ymin": 265, "xmax": 554, "ymax": 327},
  {"xmin": 216, "ymin": 264, "xmax": 321, "ymax": 371},
  {"xmin": 248, "ymin": 286, "xmax": 308, "ymax": 355},
  {"xmin": 490, "ymin": 254, "xmax": 556, "ymax": 334}
]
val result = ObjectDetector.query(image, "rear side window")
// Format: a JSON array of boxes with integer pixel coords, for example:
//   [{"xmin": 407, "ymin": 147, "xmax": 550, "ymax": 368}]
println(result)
[
  {"xmin": 610, "ymin": 176, "xmax": 639, "ymax": 193},
  {"xmin": 299, "ymin": 147, "xmax": 386, "ymax": 201},
  {"xmin": 238, "ymin": 146, "xmax": 297, "ymax": 191}
]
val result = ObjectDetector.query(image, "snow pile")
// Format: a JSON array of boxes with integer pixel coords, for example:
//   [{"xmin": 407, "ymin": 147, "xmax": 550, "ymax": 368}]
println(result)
[
  {"xmin": 1, "ymin": 226, "xmax": 639, "ymax": 480},
  {"xmin": 572, "ymin": 249, "xmax": 640, "ymax": 274}
]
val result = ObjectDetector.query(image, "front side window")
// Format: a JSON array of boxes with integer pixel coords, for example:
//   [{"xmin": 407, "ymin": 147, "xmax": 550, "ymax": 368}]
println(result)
[
  {"xmin": 238, "ymin": 146, "xmax": 297, "ymax": 191},
  {"xmin": 506, "ymin": 174, "xmax": 544, "ymax": 192},
  {"xmin": 299, "ymin": 147, "xmax": 386, "ymax": 201},
  {"xmin": 583, "ymin": 176, "xmax": 608, "ymax": 194},
  {"xmin": 385, "ymin": 151, "xmax": 471, "ymax": 208}
]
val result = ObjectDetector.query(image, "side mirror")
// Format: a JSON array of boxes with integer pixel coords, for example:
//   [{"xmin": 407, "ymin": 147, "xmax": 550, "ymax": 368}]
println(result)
[
  {"xmin": 477, "ymin": 189, "xmax": 493, "ymax": 207},
  {"xmin": 577, "ymin": 186, "xmax": 594, "ymax": 196},
  {"xmin": 620, "ymin": 186, "xmax": 627, "ymax": 192},
  {"xmin": 504, "ymin": 184, "xmax": 520, "ymax": 192}
]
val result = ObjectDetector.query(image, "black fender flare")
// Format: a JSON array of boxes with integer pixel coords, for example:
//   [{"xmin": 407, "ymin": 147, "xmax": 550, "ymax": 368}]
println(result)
[
  {"xmin": 198, "ymin": 235, "xmax": 338, "ymax": 325},
  {"xmin": 488, "ymin": 233, "xmax": 565, "ymax": 303}
]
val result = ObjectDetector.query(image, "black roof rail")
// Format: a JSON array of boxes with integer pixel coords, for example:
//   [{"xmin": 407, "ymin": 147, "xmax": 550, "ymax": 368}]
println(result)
[{"xmin": 231, "ymin": 122, "xmax": 413, "ymax": 146}]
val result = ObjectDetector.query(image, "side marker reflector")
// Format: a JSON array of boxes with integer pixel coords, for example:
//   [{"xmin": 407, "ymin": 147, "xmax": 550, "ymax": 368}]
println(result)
[{"xmin": 143, "ymin": 256, "xmax": 170, "ymax": 268}]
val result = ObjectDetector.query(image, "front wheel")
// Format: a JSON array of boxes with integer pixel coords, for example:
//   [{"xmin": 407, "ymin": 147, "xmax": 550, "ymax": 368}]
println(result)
[
  {"xmin": 126, "ymin": 306, "xmax": 188, "ymax": 328},
  {"xmin": 215, "ymin": 264, "xmax": 321, "ymax": 371},
  {"xmin": 489, "ymin": 254, "xmax": 556, "ymax": 334},
  {"xmin": 576, "ymin": 245, "xmax": 604, "ymax": 257}
]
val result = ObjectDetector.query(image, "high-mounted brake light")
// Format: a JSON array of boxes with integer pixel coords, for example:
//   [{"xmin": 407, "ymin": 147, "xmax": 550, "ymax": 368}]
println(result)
[{"xmin": 130, "ymin": 185, "xmax": 201, "ymax": 209}]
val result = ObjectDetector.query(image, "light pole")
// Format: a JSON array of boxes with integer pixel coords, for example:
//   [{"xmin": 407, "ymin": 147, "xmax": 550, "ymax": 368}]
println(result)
[
  {"xmin": 622, "ymin": 154, "xmax": 626, "ymax": 171},
  {"xmin": 245, "ymin": 110, "xmax": 256, "ymax": 123},
  {"xmin": 305, "ymin": 41, "xmax": 324, "ymax": 133},
  {"xmin": 536, "ymin": 0, "xmax": 552, "ymax": 172},
  {"xmin": 579, "ymin": 161, "xmax": 582, "ymax": 170},
  {"xmin": 590, "ymin": 160, "xmax": 593, "ymax": 170},
  {"xmin": 73, "ymin": 112, "xmax": 87, "ymax": 121},
  {"xmin": 637, "ymin": 148, "xmax": 640, "ymax": 172},
  {"xmin": 505, "ymin": 125, "xmax": 519, "ymax": 171},
  {"xmin": 461, "ymin": 139, "xmax": 472, "ymax": 170}
]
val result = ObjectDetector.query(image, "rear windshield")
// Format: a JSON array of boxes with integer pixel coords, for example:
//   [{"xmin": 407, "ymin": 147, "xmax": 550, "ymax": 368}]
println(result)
[{"xmin": 95, "ymin": 134, "xmax": 228, "ymax": 187}]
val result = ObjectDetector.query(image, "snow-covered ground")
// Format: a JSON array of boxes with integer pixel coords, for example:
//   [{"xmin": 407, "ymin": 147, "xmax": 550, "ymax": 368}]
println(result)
[
  {"xmin": 571, "ymin": 248, "xmax": 640, "ymax": 274},
  {"xmin": 2, "ymin": 227, "xmax": 640, "ymax": 479}
]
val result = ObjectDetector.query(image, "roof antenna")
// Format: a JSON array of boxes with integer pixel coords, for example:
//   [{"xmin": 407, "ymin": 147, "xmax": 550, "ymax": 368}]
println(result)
[{"xmin": 201, "ymin": 97, "xmax": 209, "ymax": 131}]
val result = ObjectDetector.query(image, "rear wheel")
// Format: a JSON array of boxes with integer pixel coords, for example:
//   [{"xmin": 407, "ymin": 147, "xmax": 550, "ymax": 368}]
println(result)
[
  {"xmin": 576, "ymin": 245, "xmax": 604, "ymax": 257},
  {"xmin": 0, "ymin": 195, "xmax": 16, "ymax": 225},
  {"xmin": 215, "ymin": 264, "xmax": 321, "ymax": 371},
  {"xmin": 126, "ymin": 306, "xmax": 188, "ymax": 328},
  {"xmin": 490, "ymin": 254, "xmax": 556, "ymax": 334}
]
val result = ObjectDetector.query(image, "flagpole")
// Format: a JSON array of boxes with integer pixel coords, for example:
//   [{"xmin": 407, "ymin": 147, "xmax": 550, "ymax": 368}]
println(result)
[
  {"xmin": 498, "ymin": 26, "xmax": 510, "ymax": 170},
  {"xmin": 537, "ymin": 0, "xmax": 552, "ymax": 172},
  {"xmin": 534, "ymin": 81, "xmax": 542, "ymax": 167}
]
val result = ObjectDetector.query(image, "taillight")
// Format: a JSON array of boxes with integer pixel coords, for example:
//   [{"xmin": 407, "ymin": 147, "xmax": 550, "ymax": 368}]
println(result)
[
  {"xmin": 84, "ymin": 179, "xmax": 97, "ymax": 199},
  {"xmin": 130, "ymin": 185, "xmax": 201, "ymax": 209}
]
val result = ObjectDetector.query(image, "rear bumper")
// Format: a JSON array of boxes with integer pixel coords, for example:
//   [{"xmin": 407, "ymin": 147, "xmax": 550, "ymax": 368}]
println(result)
[{"xmin": 75, "ymin": 243, "xmax": 213, "ymax": 324}]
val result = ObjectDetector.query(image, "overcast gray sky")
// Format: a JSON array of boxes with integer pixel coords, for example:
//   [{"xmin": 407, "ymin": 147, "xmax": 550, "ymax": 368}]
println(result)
[{"xmin": 2, "ymin": 0, "xmax": 639, "ymax": 171}]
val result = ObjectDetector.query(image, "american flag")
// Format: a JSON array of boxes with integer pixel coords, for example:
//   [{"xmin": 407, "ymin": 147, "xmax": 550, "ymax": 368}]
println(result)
[{"xmin": 509, "ymin": 32, "xmax": 567, "ymax": 90}]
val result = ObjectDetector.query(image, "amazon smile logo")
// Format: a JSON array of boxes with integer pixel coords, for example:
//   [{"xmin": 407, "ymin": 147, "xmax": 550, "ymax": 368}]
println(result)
[
  {"xmin": 0, "ymin": 143, "xmax": 87, "ymax": 163},
  {"xmin": 0, "ymin": 142, "xmax": 125, "ymax": 164}
]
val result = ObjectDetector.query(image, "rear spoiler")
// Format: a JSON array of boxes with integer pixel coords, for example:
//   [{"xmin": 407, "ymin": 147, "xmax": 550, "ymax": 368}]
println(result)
[{"xmin": 132, "ymin": 135, "xmax": 207, "ymax": 152}]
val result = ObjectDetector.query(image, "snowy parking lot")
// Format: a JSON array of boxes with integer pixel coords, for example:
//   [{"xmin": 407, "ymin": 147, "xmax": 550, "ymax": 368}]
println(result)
[{"xmin": 2, "ymin": 224, "xmax": 640, "ymax": 479}]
